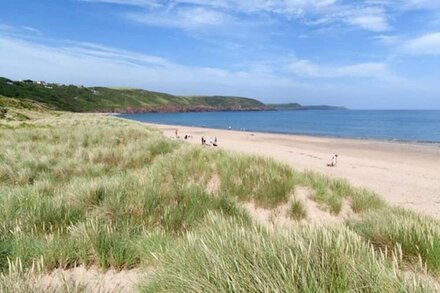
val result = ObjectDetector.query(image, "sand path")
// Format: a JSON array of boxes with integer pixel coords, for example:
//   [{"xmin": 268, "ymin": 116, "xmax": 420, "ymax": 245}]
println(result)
[{"xmin": 146, "ymin": 123, "xmax": 440, "ymax": 220}]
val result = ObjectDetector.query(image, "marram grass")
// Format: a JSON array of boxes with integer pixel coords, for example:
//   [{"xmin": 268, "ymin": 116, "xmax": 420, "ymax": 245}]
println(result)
[
  {"xmin": 289, "ymin": 198, "xmax": 307, "ymax": 220},
  {"xmin": 1, "ymin": 110, "xmax": 440, "ymax": 292},
  {"xmin": 349, "ymin": 208, "xmax": 440, "ymax": 277},
  {"xmin": 144, "ymin": 213, "xmax": 437, "ymax": 292}
]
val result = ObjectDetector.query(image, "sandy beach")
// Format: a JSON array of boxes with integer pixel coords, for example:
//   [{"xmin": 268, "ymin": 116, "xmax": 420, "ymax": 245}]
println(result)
[{"xmin": 145, "ymin": 123, "xmax": 440, "ymax": 220}]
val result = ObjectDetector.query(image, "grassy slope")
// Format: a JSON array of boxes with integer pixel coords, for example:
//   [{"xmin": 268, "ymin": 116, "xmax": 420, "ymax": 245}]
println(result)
[
  {"xmin": 0, "ymin": 95, "xmax": 53, "ymax": 122},
  {"xmin": 0, "ymin": 103, "xmax": 440, "ymax": 292},
  {"xmin": 0, "ymin": 77, "xmax": 266, "ymax": 113}
]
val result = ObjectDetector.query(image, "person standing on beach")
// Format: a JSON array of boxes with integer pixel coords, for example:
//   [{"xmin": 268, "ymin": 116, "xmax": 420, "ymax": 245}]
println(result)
[
  {"xmin": 175, "ymin": 129, "xmax": 178, "ymax": 138},
  {"xmin": 327, "ymin": 154, "xmax": 338, "ymax": 167}
]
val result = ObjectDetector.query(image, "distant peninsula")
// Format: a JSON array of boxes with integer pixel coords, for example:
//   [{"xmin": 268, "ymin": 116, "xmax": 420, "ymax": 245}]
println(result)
[
  {"xmin": 267, "ymin": 103, "xmax": 348, "ymax": 111},
  {"xmin": 0, "ymin": 77, "xmax": 345, "ymax": 113}
]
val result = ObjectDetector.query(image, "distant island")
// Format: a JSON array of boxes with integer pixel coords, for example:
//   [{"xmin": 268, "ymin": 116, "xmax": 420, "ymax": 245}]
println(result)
[
  {"xmin": 0, "ymin": 77, "xmax": 345, "ymax": 113},
  {"xmin": 268, "ymin": 103, "xmax": 348, "ymax": 111}
]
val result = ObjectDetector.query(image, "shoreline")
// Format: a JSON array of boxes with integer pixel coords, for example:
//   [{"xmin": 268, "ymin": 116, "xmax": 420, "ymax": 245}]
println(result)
[
  {"xmin": 115, "ymin": 115, "xmax": 440, "ymax": 146},
  {"xmin": 127, "ymin": 119, "xmax": 440, "ymax": 146},
  {"xmin": 136, "ymin": 121, "xmax": 440, "ymax": 220}
]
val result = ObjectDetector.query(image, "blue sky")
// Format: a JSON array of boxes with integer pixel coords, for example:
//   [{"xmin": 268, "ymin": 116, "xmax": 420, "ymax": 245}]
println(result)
[{"xmin": 1, "ymin": 0, "xmax": 440, "ymax": 109}]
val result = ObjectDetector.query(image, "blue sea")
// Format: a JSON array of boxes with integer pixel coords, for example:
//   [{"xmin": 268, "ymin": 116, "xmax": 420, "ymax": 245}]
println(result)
[{"xmin": 119, "ymin": 110, "xmax": 440, "ymax": 143}]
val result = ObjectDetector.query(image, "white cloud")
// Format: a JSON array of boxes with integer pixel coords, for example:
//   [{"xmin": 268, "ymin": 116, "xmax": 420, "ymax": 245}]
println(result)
[
  {"xmin": 403, "ymin": 32, "xmax": 440, "ymax": 55},
  {"xmin": 78, "ymin": 0, "xmax": 440, "ymax": 34},
  {"xmin": 402, "ymin": 0, "xmax": 440, "ymax": 10},
  {"xmin": 373, "ymin": 34, "xmax": 399, "ymax": 44},
  {"xmin": 126, "ymin": 7, "xmax": 231, "ymax": 30},
  {"xmin": 346, "ymin": 14, "xmax": 390, "ymax": 32},
  {"xmin": 1, "ymin": 34, "xmax": 436, "ymax": 108},
  {"xmin": 78, "ymin": 0, "xmax": 393, "ymax": 32},
  {"xmin": 79, "ymin": 0, "xmax": 159, "ymax": 7},
  {"xmin": 66, "ymin": 41, "xmax": 173, "ymax": 67},
  {"xmin": 0, "ymin": 35, "xmax": 302, "ymax": 98},
  {"xmin": 289, "ymin": 59, "xmax": 390, "ymax": 78},
  {"xmin": 23, "ymin": 26, "xmax": 41, "ymax": 35},
  {"xmin": 82, "ymin": 0, "xmax": 337, "ymax": 12}
]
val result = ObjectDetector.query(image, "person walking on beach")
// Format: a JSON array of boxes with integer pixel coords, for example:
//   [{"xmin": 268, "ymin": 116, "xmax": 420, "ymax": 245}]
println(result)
[{"xmin": 175, "ymin": 129, "xmax": 178, "ymax": 138}]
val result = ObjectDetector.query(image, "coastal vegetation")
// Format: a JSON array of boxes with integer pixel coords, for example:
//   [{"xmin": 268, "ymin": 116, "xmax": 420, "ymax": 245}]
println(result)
[
  {"xmin": 0, "ymin": 77, "xmax": 267, "ymax": 113},
  {"xmin": 0, "ymin": 77, "xmax": 346, "ymax": 114},
  {"xmin": 0, "ymin": 97, "xmax": 439, "ymax": 291}
]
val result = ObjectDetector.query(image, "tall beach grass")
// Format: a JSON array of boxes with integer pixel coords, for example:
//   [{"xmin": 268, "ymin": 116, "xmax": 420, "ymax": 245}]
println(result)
[{"xmin": 1, "ymin": 110, "xmax": 440, "ymax": 291}]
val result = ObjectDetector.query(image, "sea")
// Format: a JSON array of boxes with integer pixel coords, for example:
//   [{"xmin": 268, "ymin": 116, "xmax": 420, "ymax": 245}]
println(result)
[{"xmin": 118, "ymin": 110, "xmax": 440, "ymax": 143}]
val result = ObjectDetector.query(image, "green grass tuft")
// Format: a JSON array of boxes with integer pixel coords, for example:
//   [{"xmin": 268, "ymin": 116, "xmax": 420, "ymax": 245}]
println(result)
[{"xmin": 289, "ymin": 199, "xmax": 307, "ymax": 220}]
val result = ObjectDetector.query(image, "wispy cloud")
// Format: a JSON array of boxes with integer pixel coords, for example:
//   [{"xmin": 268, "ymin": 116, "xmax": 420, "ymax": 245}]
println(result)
[
  {"xmin": 0, "ymin": 23, "xmax": 43, "ymax": 37},
  {"xmin": 402, "ymin": 0, "xmax": 440, "ymax": 10},
  {"xmin": 288, "ymin": 59, "xmax": 391, "ymax": 79},
  {"xmin": 0, "ymin": 35, "xmax": 303, "ymax": 99},
  {"xmin": 345, "ymin": 10, "xmax": 390, "ymax": 32},
  {"xmin": 79, "ymin": 0, "xmax": 440, "ymax": 35},
  {"xmin": 66, "ymin": 41, "xmax": 172, "ymax": 67},
  {"xmin": 23, "ymin": 26, "xmax": 42, "ymax": 35},
  {"xmin": 373, "ymin": 34, "xmax": 399, "ymax": 45},
  {"xmin": 77, "ymin": 0, "xmax": 396, "ymax": 32},
  {"xmin": 1, "ymin": 32, "xmax": 437, "ymax": 108},
  {"xmin": 79, "ymin": 0, "xmax": 158, "ymax": 7},
  {"xmin": 402, "ymin": 32, "xmax": 440, "ymax": 55},
  {"xmin": 126, "ymin": 7, "xmax": 232, "ymax": 30}
]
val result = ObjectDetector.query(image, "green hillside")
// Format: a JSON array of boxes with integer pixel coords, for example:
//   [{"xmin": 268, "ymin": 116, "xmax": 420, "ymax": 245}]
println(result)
[{"xmin": 0, "ymin": 77, "xmax": 267, "ymax": 113}]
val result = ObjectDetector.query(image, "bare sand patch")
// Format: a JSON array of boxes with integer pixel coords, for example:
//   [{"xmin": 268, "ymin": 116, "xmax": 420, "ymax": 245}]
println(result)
[
  {"xmin": 32, "ymin": 266, "xmax": 143, "ymax": 293},
  {"xmin": 241, "ymin": 186, "xmax": 355, "ymax": 229}
]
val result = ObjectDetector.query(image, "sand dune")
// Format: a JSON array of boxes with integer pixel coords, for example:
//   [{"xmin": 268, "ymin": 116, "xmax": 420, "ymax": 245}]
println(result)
[{"xmin": 147, "ymin": 123, "xmax": 440, "ymax": 220}]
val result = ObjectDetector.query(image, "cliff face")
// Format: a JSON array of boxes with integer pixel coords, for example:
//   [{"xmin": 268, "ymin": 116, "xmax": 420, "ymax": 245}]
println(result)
[{"xmin": 0, "ymin": 77, "xmax": 268, "ymax": 113}]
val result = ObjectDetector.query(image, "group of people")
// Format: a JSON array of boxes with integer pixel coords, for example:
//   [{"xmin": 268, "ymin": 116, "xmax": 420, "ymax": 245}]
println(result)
[
  {"xmin": 174, "ymin": 129, "xmax": 218, "ymax": 146},
  {"xmin": 176, "ymin": 128, "xmax": 337, "ymax": 167},
  {"xmin": 201, "ymin": 136, "xmax": 217, "ymax": 146},
  {"xmin": 174, "ymin": 129, "xmax": 192, "ymax": 140}
]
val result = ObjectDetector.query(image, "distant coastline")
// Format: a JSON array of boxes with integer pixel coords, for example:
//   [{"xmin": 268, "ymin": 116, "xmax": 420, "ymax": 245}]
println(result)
[
  {"xmin": 267, "ymin": 103, "xmax": 348, "ymax": 111},
  {"xmin": 0, "ymin": 77, "xmax": 345, "ymax": 114}
]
